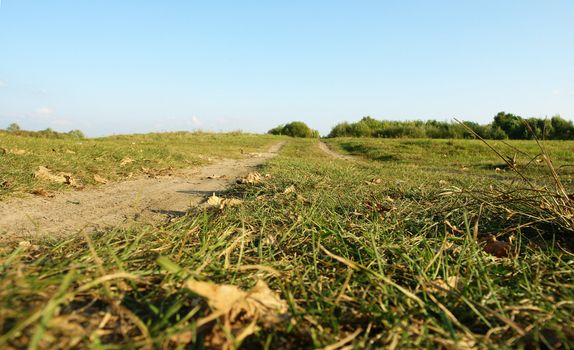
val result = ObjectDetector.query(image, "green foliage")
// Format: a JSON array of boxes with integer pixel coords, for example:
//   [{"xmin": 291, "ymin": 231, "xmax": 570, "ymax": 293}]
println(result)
[
  {"xmin": 329, "ymin": 113, "xmax": 574, "ymax": 140},
  {"xmin": 6, "ymin": 123, "xmax": 21, "ymax": 132},
  {"xmin": 2, "ymin": 124, "xmax": 87, "ymax": 139},
  {"xmin": 268, "ymin": 121, "xmax": 319, "ymax": 138}
]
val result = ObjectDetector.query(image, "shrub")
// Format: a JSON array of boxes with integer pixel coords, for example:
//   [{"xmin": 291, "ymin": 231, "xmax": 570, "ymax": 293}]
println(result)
[{"xmin": 268, "ymin": 121, "xmax": 319, "ymax": 138}]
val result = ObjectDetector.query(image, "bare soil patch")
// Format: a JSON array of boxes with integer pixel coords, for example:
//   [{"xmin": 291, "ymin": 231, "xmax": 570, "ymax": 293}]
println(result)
[{"xmin": 0, "ymin": 142, "xmax": 285, "ymax": 239}]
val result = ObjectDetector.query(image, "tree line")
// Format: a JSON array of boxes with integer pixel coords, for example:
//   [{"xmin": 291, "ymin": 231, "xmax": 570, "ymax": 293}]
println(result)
[
  {"xmin": 2, "ymin": 123, "xmax": 85, "ymax": 139},
  {"xmin": 327, "ymin": 112, "xmax": 574, "ymax": 140}
]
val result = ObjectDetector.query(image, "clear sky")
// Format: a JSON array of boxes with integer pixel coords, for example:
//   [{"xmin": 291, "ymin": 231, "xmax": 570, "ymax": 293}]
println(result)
[{"xmin": 1, "ymin": 1, "xmax": 573, "ymax": 136}]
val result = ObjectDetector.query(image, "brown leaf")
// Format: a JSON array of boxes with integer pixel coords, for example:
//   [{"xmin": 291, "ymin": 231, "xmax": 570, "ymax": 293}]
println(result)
[
  {"xmin": 63, "ymin": 174, "xmax": 79, "ymax": 187},
  {"xmin": 30, "ymin": 188, "xmax": 53, "ymax": 197},
  {"xmin": 365, "ymin": 178, "xmax": 382, "ymax": 185},
  {"xmin": 186, "ymin": 279, "xmax": 288, "ymax": 325},
  {"xmin": 481, "ymin": 235, "xmax": 511, "ymax": 258},
  {"xmin": 120, "ymin": 157, "xmax": 134, "ymax": 166},
  {"xmin": 427, "ymin": 276, "xmax": 461, "ymax": 295},
  {"xmin": 283, "ymin": 185, "xmax": 296, "ymax": 194},
  {"xmin": 206, "ymin": 194, "xmax": 243, "ymax": 210},
  {"xmin": 93, "ymin": 174, "xmax": 109, "ymax": 184},
  {"xmin": 34, "ymin": 166, "xmax": 67, "ymax": 184},
  {"xmin": 1, "ymin": 180, "xmax": 12, "ymax": 189},
  {"xmin": 236, "ymin": 172, "xmax": 262, "ymax": 184},
  {"xmin": 10, "ymin": 148, "xmax": 27, "ymax": 155},
  {"xmin": 186, "ymin": 279, "xmax": 288, "ymax": 349}
]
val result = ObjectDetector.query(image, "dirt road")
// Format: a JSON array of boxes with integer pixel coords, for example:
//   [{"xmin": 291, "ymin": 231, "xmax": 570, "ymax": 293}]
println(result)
[
  {"xmin": 0, "ymin": 142, "xmax": 285, "ymax": 238},
  {"xmin": 318, "ymin": 142, "xmax": 354, "ymax": 160}
]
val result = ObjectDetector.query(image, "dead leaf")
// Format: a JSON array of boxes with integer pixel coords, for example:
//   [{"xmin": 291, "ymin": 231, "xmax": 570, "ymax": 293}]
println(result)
[
  {"xmin": 10, "ymin": 148, "xmax": 27, "ymax": 155},
  {"xmin": 185, "ymin": 279, "xmax": 288, "ymax": 349},
  {"xmin": 33, "ymin": 166, "xmax": 80, "ymax": 187},
  {"xmin": 480, "ymin": 235, "xmax": 511, "ymax": 258},
  {"xmin": 93, "ymin": 174, "xmax": 109, "ymax": 184},
  {"xmin": 237, "ymin": 172, "xmax": 262, "ymax": 184},
  {"xmin": 365, "ymin": 178, "xmax": 382, "ymax": 185},
  {"xmin": 185, "ymin": 279, "xmax": 288, "ymax": 325},
  {"xmin": 120, "ymin": 157, "xmax": 135, "ymax": 166},
  {"xmin": 206, "ymin": 194, "xmax": 243, "ymax": 210},
  {"xmin": 30, "ymin": 188, "xmax": 53, "ymax": 197},
  {"xmin": 18, "ymin": 240, "xmax": 39, "ymax": 251},
  {"xmin": 283, "ymin": 185, "xmax": 296, "ymax": 194},
  {"xmin": 427, "ymin": 276, "xmax": 460, "ymax": 295},
  {"xmin": 63, "ymin": 174, "xmax": 79, "ymax": 187},
  {"xmin": 34, "ymin": 166, "xmax": 67, "ymax": 184},
  {"xmin": 0, "ymin": 147, "xmax": 7, "ymax": 154},
  {"xmin": 65, "ymin": 149, "xmax": 76, "ymax": 154}
]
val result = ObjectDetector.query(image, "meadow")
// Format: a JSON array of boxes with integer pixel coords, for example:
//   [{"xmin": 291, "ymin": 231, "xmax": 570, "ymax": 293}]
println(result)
[
  {"xmin": 1, "ymin": 134, "xmax": 573, "ymax": 349},
  {"xmin": 0, "ymin": 131, "xmax": 279, "ymax": 199}
]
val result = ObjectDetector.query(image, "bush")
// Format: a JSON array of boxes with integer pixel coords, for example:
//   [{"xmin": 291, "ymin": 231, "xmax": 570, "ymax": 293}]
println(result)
[{"xmin": 268, "ymin": 121, "xmax": 319, "ymax": 138}]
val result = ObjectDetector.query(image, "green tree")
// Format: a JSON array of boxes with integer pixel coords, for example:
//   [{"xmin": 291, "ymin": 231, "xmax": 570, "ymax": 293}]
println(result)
[
  {"xmin": 268, "ymin": 121, "xmax": 319, "ymax": 138},
  {"xmin": 6, "ymin": 123, "xmax": 21, "ymax": 132},
  {"xmin": 549, "ymin": 116, "xmax": 574, "ymax": 140}
]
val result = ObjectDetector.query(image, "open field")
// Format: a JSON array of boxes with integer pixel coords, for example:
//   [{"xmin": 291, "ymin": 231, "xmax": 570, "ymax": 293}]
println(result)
[
  {"xmin": 0, "ymin": 132, "xmax": 280, "ymax": 199},
  {"xmin": 1, "ymin": 136, "xmax": 573, "ymax": 349}
]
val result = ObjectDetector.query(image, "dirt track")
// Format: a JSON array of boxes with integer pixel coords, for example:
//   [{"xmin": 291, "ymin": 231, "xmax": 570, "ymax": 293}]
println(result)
[
  {"xmin": 0, "ymin": 142, "xmax": 285, "ymax": 239},
  {"xmin": 318, "ymin": 142, "xmax": 354, "ymax": 160}
]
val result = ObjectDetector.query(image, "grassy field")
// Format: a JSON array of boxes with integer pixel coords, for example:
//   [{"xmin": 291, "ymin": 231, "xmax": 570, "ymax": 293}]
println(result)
[
  {"xmin": 0, "ymin": 131, "xmax": 280, "ymax": 199},
  {"xmin": 1, "ymin": 136, "xmax": 573, "ymax": 349}
]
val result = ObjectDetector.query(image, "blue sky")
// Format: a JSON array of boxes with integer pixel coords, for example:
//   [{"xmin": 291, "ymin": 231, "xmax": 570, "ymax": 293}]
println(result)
[{"xmin": 1, "ymin": 1, "xmax": 573, "ymax": 136}]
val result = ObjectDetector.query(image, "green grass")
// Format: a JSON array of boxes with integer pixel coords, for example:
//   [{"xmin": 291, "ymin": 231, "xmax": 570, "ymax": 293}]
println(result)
[
  {"xmin": 0, "ymin": 131, "xmax": 281, "ymax": 198},
  {"xmin": 1, "ymin": 137, "xmax": 573, "ymax": 349}
]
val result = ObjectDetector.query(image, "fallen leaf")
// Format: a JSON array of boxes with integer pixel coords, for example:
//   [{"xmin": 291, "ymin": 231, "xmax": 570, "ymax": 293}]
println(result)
[
  {"xmin": 120, "ymin": 157, "xmax": 134, "ymax": 166},
  {"xmin": 18, "ymin": 240, "xmax": 39, "ymax": 251},
  {"xmin": 0, "ymin": 147, "xmax": 7, "ymax": 154},
  {"xmin": 63, "ymin": 174, "xmax": 79, "ymax": 187},
  {"xmin": 10, "ymin": 148, "xmax": 27, "ymax": 155},
  {"xmin": 206, "ymin": 194, "xmax": 243, "ymax": 210},
  {"xmin": 185, "ymin": 279, "xmax": 288, "ymax": 349},
  {"xmin": 365, "ymin": 178, "xmax": 382, "ymax": 185},
  {"xmin": 237, "ymin": 172, "xmax": 262, "ymax": 184},
  {"xmin": 93, "ymin": 174, "xmax": 109, "ymax": 184},
  {"xmin": 34, "ymin": 166, "xmax": 80, "ymax": 187},
  {"xmin": 283, "ymin": 185, "xmax": 296, "ymax": 194},
  {"xmin": 480, "ymin": 235, "xmax": 511, "ymax": 258},
  {"xmin": 30, "ymin": 188, "xmax": 53, "ymax": 197},
  {"xmin": 185, "ymin": 279, "xmax": 288, "ymax": 326},
  {"xmin": 65, "ymin": 149, "xmax": 76, "ymax": 154},
  {"xmin": 34, "ymin": 166, "xmax": 67, "ymax": 184},
  {"xmin": 427, "ymin": 276, "xmax": 460, "ymax": 295}
]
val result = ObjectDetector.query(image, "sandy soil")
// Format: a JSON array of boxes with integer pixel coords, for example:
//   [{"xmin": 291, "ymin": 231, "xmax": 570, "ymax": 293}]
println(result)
[
  {"xmin": 318, "ymin": 142, "xmax": 355, "ymax": 160},
  {"xmin": 0, "ymin": 142, "xmax": 285, "ymax": 239}
]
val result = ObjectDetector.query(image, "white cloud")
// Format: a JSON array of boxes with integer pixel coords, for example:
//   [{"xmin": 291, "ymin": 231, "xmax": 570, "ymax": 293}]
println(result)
[
  {"xmin": 190, "ymin": 116, "xmax": 202, "ymax": 127},
  {"xmin": 34, "ymin": 107, "xmax": 53, "ymax": 115},
  {"xmin": 0, "ymin": 80, "xmax": 6, "ymax": 87}
]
